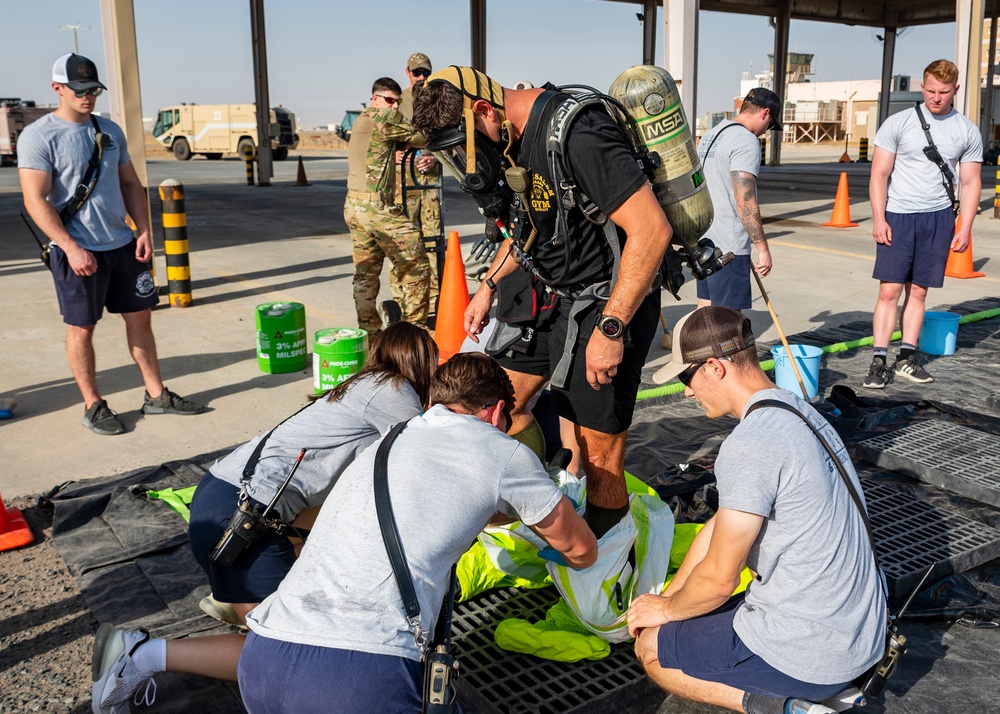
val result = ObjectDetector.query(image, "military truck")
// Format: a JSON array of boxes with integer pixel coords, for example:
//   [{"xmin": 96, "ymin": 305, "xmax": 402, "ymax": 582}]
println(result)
[
  {"xmin": 1, "ymin": 99, "xmax": 55, "ymax": 166},
  {"xmin": 334, "ymin": 108, "xmax": 363, "ymax": 141},
  {"xmin": 152, "ymin": 103, "xmax": 299, "ymax": 160}
]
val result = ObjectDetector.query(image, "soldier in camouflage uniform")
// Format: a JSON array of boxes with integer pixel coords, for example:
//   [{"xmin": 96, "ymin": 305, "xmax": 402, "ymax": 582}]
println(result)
[
  {"xmin": 395, "ymin": 52, "xmax": 442, "ymax": 304},
  {"xmin": 344, "ymin": 77, "xmax": 430, "ymax": 338}
]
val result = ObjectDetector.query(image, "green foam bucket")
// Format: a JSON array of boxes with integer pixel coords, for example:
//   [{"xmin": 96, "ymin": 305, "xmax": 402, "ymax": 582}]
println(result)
[
  {"xmin": 313, "ymin": 328, "xmax": 368, "ymax": 395},
  {"xmin": 255, "ymin": 302, "xmax": 308, "ymax": 374}
]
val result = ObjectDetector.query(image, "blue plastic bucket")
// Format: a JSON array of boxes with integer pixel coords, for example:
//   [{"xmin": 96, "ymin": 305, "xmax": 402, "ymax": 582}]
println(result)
[
  {"xmin": 771, "ymin": 344, "xmax": 823, "ymax": 399},
  {"xmin": 919, "ymin": 311, "xmax": 959, "ymax": 355}
]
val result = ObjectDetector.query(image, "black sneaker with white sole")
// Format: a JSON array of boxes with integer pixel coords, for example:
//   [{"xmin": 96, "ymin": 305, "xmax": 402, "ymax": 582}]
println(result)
[
  {"xmin": 82, "ymin": 400, "xmax": 126, "ymax": 435},
  {"xmin": 862, "ymin": 359, "xmax": 894, "ymax": 389},
  {"xmin": 893, "ymin": 355, "xmax": 934, "ymax": 383}
]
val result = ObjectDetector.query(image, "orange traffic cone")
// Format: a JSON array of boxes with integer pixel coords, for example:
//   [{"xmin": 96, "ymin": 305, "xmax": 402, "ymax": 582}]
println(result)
[
  {"xmin": 0, "ymin": 491, "xmax": 34, "ymax": 552},
  {"xmin": 295, "ymin": 157, "xmax": 310, "ymax": 187},
  {"xmin": 822, "ymin": 172, "xmax": 859, "ymax": 227},
  {"xmin": 946, "ymin": 215, "xmax": 985, "ymax": 278},
  {"xmin": 434, "ymin": 231, "xmax": 471, "ymax": 362}
]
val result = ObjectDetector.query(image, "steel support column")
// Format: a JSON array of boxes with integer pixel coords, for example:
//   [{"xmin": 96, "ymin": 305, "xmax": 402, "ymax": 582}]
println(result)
[
  {"xmin": 956, "ymin": 0, "xmax": 985, "ymax": 120},
  {"xmin": 250, "ymin": 0, "xmax": 273, "ymax": 186},
  {"xmin": 642, "ymin": 0, "xmax": 657, "ymax": 65},
  {"xmin": 769, "ymin": 0, "xmax": 790, "ymax": 166},
  {"xmin": 877, "ymin": 27, "xmax": 897, "ymax": 128},
  {"xmin": 987, "ymin": 0, "xmax": 999, "ymax": 146},
  {"xmin": 99, "ymin": 0, "xmax": 153, "ymax": 260},
  {"xmin": 471, "ymin": 0, "xmax": 487, "ymax": 72},
  {"xmin": 665, "ymin": 0, "xmax": 699, "ymax": 120}
]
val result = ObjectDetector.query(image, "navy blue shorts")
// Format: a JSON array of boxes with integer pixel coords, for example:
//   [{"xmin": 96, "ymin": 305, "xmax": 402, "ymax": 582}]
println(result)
[
  {"xmin": 188, "ymin": 473, "xmax": 297, "ymax": 603},
  {"xmin": 696, "ymin": 254, "xmax": 752, "ymax": 310},
  {"xmin": 50, "ymin": 240, "xmax": 159, "ymax": 327},
  {"xmin": 494, "ymin": 290, "xmax": 659, "ymax": 434},
  {"xmin": 656, "ymin": 595, "xmax": 850, "ymax": 701},
  {"xmin": 239, "ymin": 632, "xmax": 464, "ymax": 714},
  {"xmin": 873, "ymin": 208, "xmax": 955, "ymax": 288}
]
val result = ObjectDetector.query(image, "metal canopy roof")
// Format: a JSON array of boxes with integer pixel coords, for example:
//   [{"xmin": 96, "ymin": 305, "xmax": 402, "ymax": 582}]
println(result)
[{"xmin": 602, "ymin": 0, "xmax": 955, "ymax": 29}]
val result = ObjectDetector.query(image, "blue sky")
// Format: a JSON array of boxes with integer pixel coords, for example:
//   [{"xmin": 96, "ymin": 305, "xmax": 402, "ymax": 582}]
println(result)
[{"xmin": 2, "ymin": 0, "xmax": 955, "ymax": 129}]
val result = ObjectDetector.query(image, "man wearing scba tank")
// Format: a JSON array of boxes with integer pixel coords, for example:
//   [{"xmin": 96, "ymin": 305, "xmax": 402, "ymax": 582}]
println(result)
[{"xmin": 412, "ymin": 67, "xmax": 671, "ymax": 539}]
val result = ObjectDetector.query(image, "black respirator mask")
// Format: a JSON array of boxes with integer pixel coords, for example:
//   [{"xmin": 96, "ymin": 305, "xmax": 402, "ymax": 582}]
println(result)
[{"xmin": 428, "ymin": 124, "xmax": 513, "ymax": 222}]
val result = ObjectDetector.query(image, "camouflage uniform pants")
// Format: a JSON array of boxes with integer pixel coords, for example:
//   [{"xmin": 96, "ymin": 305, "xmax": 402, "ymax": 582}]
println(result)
[
  {"xmin": 395, "ymin": 166, "xmax": 442, "ymax": 305},
  {"xmin": 344, "ymin": 195, "xmax": 430, "ymax": 336}
]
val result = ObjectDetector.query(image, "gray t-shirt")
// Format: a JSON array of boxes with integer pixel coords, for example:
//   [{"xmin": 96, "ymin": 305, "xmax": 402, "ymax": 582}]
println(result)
[
  {"xmin": 717, "ymin": 389, "xmax": 886, "ymax": 684},
  {"xmin": 698, "ymin": 120, "xmax": 760, "ymax": 255},
  {"xmin": 246, "ymin": 404, "xmax": 564, "ymax": 661},
  {"xmin": 17, "ymin": 112, "xmax": 135, "ymax": 251},
  {"xmin": 210, "ymin": 374, "xmax": 422, "ymax": 521},
  {"xmin": 873, "ymin": 105, "xmax": 982, "ymax": 214}
]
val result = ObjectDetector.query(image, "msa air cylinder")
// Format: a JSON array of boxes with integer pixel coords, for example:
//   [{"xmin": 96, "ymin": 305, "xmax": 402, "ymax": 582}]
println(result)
[{"xmin": 609, "ymin": 66, "xmax": 713, "ymax": 250}]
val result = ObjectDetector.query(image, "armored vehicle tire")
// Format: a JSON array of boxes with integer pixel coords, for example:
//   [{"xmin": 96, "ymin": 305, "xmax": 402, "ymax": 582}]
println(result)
[
  {"xmin": 172, "ymin": 139, "xmax": 192, "ymax": 161},
  {"xmin": 237, "ymin": 139, "xmax": 256, "ymax": 160},
  {"xmin": 206, "ymin": 153, "xmax": 223, "ymax": 160},
  {"xmin": 273, "ymin": 147, "xmax": 289, "ymax": 161}
]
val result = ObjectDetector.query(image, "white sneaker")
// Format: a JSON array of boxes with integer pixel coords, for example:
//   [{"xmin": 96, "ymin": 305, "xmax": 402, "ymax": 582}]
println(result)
[
  {"xmin": 785, "ymin": 699, "xmax": 837, "ymax": 714},
  {"xmin": 821, "ymin": 686, "xmax": 867, "ymax": 712},
  {"xmin": 91, "ymin": 624, "xmax": 157, "ymax": 714}
]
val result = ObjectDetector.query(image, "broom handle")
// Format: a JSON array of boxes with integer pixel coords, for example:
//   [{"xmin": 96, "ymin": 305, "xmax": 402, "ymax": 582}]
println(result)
[
  {"xmin": 659, "ymin": 311, "xmax": 669, "ymax": 332},
  {"xmin": 751, "ymin": 267, "xmax": 810, "ymax": 399}
]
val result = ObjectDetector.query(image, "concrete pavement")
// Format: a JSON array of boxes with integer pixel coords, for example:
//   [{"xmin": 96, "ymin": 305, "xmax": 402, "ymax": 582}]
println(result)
[{"xmin": 1, "ymin": 147, "xmax": 998, "ymax": 498}]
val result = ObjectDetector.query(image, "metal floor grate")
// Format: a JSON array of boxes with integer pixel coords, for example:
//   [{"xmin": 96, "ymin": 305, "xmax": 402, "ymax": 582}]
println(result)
[
  {"xmin": 453, "ymin": 587, "xmax": 658, "ymax": 714},
  {"xmin": 857, "ymin": 420, "xmax": 1000, "ymax": 509},
  {"xmin": 861, "ymin": 476, "xmax": 1000, "ymax": 597}
]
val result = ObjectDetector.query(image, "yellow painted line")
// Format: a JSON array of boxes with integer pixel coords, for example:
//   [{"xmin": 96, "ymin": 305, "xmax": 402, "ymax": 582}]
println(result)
[
  {"xmin": 770, "ymin": 239, "xmax": 1000, "ymax": 283},
  {"xmin": 769, "ymin": 239, "xmax": 873, "ymax": 261},
  {"xmin": 162, "ymin": 213, "xmax": 187, "ymax": 228},
  {"xmin": 187, "ymin": 254, "xmax": 342, "ymax": 323}
]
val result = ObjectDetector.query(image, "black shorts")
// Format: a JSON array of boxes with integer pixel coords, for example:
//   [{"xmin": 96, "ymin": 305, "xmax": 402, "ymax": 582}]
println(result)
[
  {"xmin": 873, "ymin": 208, "xmax": 954, "ymax": 288},
  {"xmin": 696, "ymin": 254, "xmax": 752, "ymax": 310},
  {"xmin": 495, "ymin": 290, "xmax": 659, "ymax": 434},
  {"xmin": 50, "ymin": 240, "xmax": 159, "ymax": 327}
]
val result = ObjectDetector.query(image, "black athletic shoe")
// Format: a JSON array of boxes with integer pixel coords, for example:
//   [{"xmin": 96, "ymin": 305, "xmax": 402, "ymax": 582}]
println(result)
[
  {"xmin": 82, "ymin": 400, "xmax": 126, "ymax": 435},
  {"xmin": 141, "ymin": 387, "xmax": 205, "ymax": 415},
  {"xmin": 862, "ymin": 359, "xmax": 894, "ymax": 389},
  {"xmin": 893, "ymin": 355, "xmax": 934, "ymax": 384}
]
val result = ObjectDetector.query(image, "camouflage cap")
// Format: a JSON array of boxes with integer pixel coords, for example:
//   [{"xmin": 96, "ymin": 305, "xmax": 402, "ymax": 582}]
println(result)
[{"xmin": 407, "ymin": 53, "xmax": 432, "ymax": 72}]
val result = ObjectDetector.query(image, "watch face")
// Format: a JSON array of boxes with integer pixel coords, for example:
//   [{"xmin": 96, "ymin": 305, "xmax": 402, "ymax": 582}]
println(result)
[{"xmin": 599, "ymin": 315, "xmax": 624, "ymax": 338}]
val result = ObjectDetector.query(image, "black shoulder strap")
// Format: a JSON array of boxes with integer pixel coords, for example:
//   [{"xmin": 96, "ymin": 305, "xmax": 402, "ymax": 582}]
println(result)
[
  {"xmin": 241, "ymin": 400, "xmax": 314, "ymax": 485},
  {"xmin": 515, "ymin": 89, "xmax": 561, "ymax": 169},
  {"xmin": 59, "ymin": 115, "xmax": 108, "ymax": 224},
  {"xmin": 700, "ymin": 121, "xmax": 743, "ymax": 162},
  {"xmin": 913, "ymin": 104, "xmax": 958, "ymax": 209},
  {"xmin": 743, "ymin": 399, "xmax": 884, "ymax": 583},
  {"xmin": 373, "ymin": 422, "xmax": 422, "ymax": 622}
]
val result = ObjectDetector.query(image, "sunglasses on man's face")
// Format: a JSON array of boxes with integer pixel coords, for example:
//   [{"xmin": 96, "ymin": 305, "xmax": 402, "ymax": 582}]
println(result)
[
  {"xmin": 69, "ymin": 87, "xmax": 103, "ymax": 98},
  {"xmin": 411, "ymin": 68, "xmax": 431, "ymax": 78},
  {"xmin": 374, "ymin": 94, "xmax": 400, "ymax": 106},
  {"xmin": 677, "ymin": 362, "xmax": 706, "ymax": 387}
]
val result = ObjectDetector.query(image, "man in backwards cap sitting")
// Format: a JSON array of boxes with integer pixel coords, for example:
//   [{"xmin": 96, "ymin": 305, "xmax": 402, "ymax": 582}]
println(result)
[
  {"xmin": 412, "ymin": 67, "xmax": 671, "ymax": 539},
  {"xmin": 627, "ymin": 307, "xmax": 886, "ymax": 714}
]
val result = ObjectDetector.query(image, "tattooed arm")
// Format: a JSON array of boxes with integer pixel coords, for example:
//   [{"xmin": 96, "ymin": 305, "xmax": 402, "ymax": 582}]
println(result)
[{"xmin": 731, "ymin": 170, "xmax": 772, "ymax": 277}]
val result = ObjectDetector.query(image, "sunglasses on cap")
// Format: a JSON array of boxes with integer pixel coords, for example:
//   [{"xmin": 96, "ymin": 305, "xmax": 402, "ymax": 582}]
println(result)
[
  {"xmin": 410, "ymin": 68, "xmax": 431, "ymax": 78},
  {"xmin": 68, "ymin": 86, "xmax": 103, "ymax": 98},
  {"xmin": 374, "ymin": 94, "xmax": 400, "ymax": 106}
]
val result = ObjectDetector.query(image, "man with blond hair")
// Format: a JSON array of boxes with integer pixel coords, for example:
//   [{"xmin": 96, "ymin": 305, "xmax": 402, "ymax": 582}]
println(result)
[{"xmin": 865, "ymin": 59, "xmax": 982, "ymax": 389}]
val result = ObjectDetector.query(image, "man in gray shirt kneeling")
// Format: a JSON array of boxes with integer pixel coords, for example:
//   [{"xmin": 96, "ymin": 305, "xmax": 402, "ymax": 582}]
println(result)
[{"xmin": 627, "ymin": 306, "xmax": 886, "ymax": 714}]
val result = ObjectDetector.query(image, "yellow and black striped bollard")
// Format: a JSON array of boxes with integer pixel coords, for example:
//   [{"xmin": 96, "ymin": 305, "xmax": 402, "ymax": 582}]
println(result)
[
  {"xmin": 244, "ymin": 144, "xmax": 255, "ymax": 186},
  {"xmin": 759, "ymin": 136, "xmax": 766, "ymax": 166},
  {"xmin": 994, "ymin": 170, "xmax": 1000, "ymax": 219},
  {"xmin": 158, "ymin": 179, "xmax": 192, "ymax": 307},
  {"xmin": 857, "ymin": 137, "xmax": 870, "ymax": 163}
]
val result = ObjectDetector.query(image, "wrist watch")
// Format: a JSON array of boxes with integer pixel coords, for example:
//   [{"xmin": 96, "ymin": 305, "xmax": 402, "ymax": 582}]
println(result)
[{"xmin": 596, "ymin": 313, "xmax": 627, "ymax": 340}]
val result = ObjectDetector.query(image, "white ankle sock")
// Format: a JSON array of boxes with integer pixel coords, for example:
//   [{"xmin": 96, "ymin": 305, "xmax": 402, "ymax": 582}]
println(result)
[{"xmin": 132, "ymin": 636, "xmax": 167, "ymax": 675}]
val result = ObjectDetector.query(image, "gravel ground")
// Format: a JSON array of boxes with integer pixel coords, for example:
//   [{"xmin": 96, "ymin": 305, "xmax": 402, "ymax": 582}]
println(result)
[{"xmin": 0, "ymin": 496, "xmax": 95, "ymax": 714}]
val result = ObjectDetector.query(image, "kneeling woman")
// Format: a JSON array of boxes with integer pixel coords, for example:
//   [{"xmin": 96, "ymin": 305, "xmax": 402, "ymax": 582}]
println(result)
[{"xmin": 90, "ymin": 322, "xmax": 438, "ymax": 714}]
